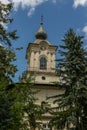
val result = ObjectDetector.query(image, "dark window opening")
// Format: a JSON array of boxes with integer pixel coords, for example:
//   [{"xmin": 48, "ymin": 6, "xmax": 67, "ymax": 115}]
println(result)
[
  {"xmin": 42, "ymin": 76, "xmax": 46, "ymax": 80},
  {"xmin": 40, "ymin": 57, "xmax": 47, "ymax": 70},
  {"xmin": 43, "ymin": 124, "xmax": 46, "ymax": 128}
]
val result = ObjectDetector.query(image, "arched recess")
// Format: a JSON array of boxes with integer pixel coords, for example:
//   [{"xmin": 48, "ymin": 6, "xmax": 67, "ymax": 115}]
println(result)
[{"xmin": 39, "ymin": 56, "xmax": 47, "ymax": 70}]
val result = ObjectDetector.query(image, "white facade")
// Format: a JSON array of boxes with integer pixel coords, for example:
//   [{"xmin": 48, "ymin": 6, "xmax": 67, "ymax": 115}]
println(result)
[{"xmin": 26, "ymin": 38, "xmax": 59, "ymax": 84}]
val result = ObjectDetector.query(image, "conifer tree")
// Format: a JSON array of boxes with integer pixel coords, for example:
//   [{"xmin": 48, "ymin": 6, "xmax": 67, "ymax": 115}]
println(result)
[{"xmin": 50, "ymin": 29, "xmax": 87, "ymax": 130}]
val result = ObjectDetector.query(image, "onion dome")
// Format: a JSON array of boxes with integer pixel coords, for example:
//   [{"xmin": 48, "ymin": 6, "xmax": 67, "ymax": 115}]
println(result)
[{"xmin": 35, "ymin": 16, "xmax": 47, "ymax": 40}]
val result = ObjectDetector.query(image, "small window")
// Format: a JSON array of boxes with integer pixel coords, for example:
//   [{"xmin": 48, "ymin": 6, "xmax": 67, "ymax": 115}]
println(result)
[
  {"xmin": 40, "ymin": 56, "xmax": 47, "ymax": 70},
  {"xmin": 42, "ymin": 124, "xmax": 51, "ymax": 130},
  {"xmin": 42, "ymin": 76, "xmax": 46, "ymax": 80},
  {"xmin": 43, "ymin": 124, "xmax": 46, "ymax": 128}
]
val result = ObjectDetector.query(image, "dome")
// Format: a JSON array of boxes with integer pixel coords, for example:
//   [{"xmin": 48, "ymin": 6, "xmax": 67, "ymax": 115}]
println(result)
[{"xmin": 35, "ymin": 19, "xmax": 47, "ymax": 40}]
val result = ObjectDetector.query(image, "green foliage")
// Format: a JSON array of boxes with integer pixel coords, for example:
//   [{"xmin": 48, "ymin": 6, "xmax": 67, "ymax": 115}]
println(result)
[
  {"xmin": 49, "ymin": 29, "xmax": 87, "ymax": 130},
  {"xmin": 0, "ymin": 2, "xmax": 18, "ymax": 46},
  {"xmin": 0, "ymin": 2, "xmax": 22, "ymax": 129},
  {"xmin": 0, "ymin": 77, "xmax": 42, "ymax": 130},
  {"xmin": 0, "ymin": 84, "xmax": 23, "ymax": 130},
  {"xmin": 0, "ymin": 2, "xmax": 18, "ymax": 81},
  {"xmin": 0, "ymin": 2, "xmax": 42, "ymax": 130},
  {"xmin": 20, "ymin": 77, "xmax": 43, "ymax": 130},
  {"xmin": 0, "ymin": 46, "xmax": 17, "ymax": 81}
]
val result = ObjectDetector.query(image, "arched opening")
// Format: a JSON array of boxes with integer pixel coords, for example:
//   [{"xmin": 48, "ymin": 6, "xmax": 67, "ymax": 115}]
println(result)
[{"xmin": 40, "ymin": 56, "xmax": 47, "ymax": 70}]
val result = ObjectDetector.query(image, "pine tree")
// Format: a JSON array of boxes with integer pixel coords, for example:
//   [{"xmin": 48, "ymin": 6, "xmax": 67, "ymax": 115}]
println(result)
[{"xmin": 50, "ymin": 29, "xmax": 87, "ymax": 130}]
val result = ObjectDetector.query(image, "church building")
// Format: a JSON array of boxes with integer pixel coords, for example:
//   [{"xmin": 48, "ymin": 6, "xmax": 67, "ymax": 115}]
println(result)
[{"xmin": 26, "ymin": 17, "xmax": 63, "ymax": 130}]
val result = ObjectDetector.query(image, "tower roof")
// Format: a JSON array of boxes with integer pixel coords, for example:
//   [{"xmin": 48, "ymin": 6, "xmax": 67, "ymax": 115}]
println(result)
[{"xmin": 35, "ymin": 16, "xmax": 47, "ymax": 40}]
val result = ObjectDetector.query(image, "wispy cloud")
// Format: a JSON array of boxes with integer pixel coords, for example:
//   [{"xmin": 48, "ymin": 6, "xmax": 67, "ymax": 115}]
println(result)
[
  {"xmin": 0, "ymin": 0, "xmax": 57, "ymax": 16},
  {"xmin": 12, "ymin": 0, "xmax": 48, "ymax": 14},
  {"xmin": 73, "ymin": 0, "xmax": 87, "ymax": 8}
]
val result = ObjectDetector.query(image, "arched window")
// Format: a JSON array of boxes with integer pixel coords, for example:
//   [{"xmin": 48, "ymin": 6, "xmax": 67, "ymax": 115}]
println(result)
[{"xmin": 40, "ymin": 56, "xmax": 47, "ymax": 70}]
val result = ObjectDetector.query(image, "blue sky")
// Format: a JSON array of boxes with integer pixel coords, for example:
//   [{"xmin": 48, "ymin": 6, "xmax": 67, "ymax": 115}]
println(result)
[{"xmin": 1, "ymin": 0, "xmax": 87, "ymax": 82}]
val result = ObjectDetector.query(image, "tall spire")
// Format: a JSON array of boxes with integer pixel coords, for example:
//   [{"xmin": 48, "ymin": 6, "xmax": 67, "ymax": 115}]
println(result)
[{"xmin": 35, "ymin": 16, "xmax": 47, "ymax": 40}]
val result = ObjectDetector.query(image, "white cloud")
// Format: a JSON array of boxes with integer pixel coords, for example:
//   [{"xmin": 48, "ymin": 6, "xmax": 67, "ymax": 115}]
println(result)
[
  {"xmin": 28, "ymin": 7, "xmax": 35, "ymax": 16},
  {"xmin": 12, "ymin": 0, "xmax": 48, "ymax": 11},
  {"xmin": 0, "ymin": 0, "xmax": 56, "ymax": 16},
  {"xmin": 73, "ymin": 0, "xmax": 87, "ymax": 8},
  {"xmin": 82, "ymin": 26, "xmax": 87, "ymax": 39}
]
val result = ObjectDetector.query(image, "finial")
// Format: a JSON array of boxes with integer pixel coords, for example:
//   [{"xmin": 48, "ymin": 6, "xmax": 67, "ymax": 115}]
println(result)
[
  {"xmin": 35, "ymin": 15, "xmax": 47, "ymax": 40},
  {"xmin": 40, "ymin": 15, "xmax": 43, "ymax": 25}
]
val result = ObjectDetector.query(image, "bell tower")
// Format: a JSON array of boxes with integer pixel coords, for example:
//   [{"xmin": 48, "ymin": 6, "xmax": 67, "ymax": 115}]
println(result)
[
  {"xmin": 26, "ymin": 17, "xmax": 59, "ymax": 84},
  {"xmin": 25, "ymin": 17, "xmax": 63, "ymax": 130}
]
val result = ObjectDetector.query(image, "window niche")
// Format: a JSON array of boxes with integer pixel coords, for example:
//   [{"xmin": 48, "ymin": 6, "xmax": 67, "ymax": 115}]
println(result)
[{"xmin": 40, "ymin": 56, "xmax": 47, "ymax": 70}]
